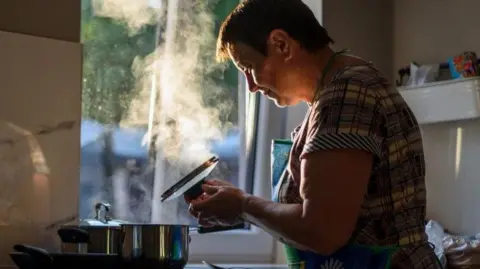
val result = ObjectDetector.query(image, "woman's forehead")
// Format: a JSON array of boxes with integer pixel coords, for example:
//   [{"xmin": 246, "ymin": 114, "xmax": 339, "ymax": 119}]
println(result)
[{"xmin": 228, "ymin": 43, "xmax": 266, "ymax": 66}]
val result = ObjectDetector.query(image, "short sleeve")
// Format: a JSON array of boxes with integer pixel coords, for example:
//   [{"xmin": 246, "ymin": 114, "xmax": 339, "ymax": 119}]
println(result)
[
  {"xmin": 290, "ymin": 125, "xmax": 302, "ymax": 140},
  {"xmin": 301, "ymin": 75, "xmax": 384, "ymax": 159}
]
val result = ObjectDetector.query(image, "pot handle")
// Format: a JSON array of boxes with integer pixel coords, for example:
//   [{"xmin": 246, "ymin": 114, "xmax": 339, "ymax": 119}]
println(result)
[
  {"xmin": 94, "ymin": 202, "xmax": 112, "ymax": 222},
  {"xmin": 13, "ymin": 244, "xmax": 53, "ymax": 267},
  {"xmin": 195, "ymin": 223, "xmax": 245, "ymax": 234},
  {"xmin": 57, "ymin": 227, "xmax": 90, "ymax": 243}
]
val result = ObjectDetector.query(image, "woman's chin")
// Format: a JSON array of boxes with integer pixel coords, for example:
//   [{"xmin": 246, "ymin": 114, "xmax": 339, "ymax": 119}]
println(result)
[
  {"xmin": 270, "ymin": 96, "xmax": 298, "ymax": 108},
  {"xmin": 271, "ymin": 97, "xmax": 288, "ymax": 108}
]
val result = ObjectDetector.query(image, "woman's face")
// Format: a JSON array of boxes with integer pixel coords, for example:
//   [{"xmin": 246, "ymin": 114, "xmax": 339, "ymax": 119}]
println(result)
[{"xmin": 228, "ymin": 34, "xmax": 305, "ymax": 107}]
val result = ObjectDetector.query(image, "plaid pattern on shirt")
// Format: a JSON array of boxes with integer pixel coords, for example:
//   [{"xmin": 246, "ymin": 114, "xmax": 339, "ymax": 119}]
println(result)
[{"xmin": 279, "ymin": 64, "xmax": 442, "ymax": 269}]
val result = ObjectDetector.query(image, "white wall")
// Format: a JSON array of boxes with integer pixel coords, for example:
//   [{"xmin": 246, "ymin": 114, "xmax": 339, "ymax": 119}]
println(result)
[
  {"xmin": 323, "ymin": 0, "xmax": 393, "ymax": 81},
  {"xmin": 0, "ymin": 3, "xmax": 81, "ymax": 268},
  {"xmin": 419, "ymin": 119, "xmax": 480, "ymax": 235},
  {"xmin": 395, "ymin": 0, "xmax": 480, "ymax": 235},
  {"xmin": 394, "ymin": 0, "xmax": 480, "ymax": 72},
  {"xmin": 0, "ymin": 31, "xmax": 82, "ymax": 268}
]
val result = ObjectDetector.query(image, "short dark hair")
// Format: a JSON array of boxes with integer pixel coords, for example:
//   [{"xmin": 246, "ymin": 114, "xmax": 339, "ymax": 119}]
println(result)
[{"xmin": 216, "ymin": 0, "xmax": 334, "ymax": 62}]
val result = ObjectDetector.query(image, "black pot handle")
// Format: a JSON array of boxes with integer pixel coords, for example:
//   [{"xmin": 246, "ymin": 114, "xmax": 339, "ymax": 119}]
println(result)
[
  {"xmin": 196, "ymin": 223, "xmax": 245, "ymax": 234},
  {"xmin": 57, "ymin": 227, "xmax": 90, "ymax": 243},
  {"xmin": 13, "ymin": 244, "xmax": 53, "ymax": 267}
]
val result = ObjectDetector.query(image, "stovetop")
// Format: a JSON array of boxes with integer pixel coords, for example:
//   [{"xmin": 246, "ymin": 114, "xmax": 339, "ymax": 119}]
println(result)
[
  {"xmin": 6, "ymin": 263, "xmax": 287, "ymax": 269},
  {"xmin": 187, "ymin": 265, "xmax": 288, "ymax": 269},
  {"xmin": 9, "ymin": 252, "xmax": 288, "ymax": 269}
]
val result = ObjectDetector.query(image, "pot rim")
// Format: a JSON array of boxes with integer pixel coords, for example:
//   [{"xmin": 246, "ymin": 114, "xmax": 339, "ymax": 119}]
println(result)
[
  {"xmin": 61, "ymin": 224, "xmax": 122, "ymax": 229},
  {"xmin": 120, "ymin": 224, "xmax": 190, "ymax": 227}
]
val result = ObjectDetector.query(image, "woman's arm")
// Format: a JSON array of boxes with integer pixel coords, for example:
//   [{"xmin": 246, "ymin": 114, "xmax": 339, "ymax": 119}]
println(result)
[
  {"xmin": 242, "ymin": 74, "xmax": 383, "ymax": 254},
  {"xmin": 241, "ymin": 148, "xmax": 373, "ymax": 255},
  {"xmin": 191, "ymin": 73, "xmax": 383, "ymax": 254}
]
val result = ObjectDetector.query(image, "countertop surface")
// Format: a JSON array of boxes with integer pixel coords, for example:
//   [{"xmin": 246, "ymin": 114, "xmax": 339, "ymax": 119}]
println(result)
[
  {"xmin": 186, "ymin": 264, "xmax": 288, "ymax": 269},
  {"xmin": 2, "ymin": 264, "xmax": 287, "ymax": 269},
  {"xmin": 1, "ymin": 264, "xmax": 287, "ymax": 269},
  {"xmin": 7, "ymin": 251, "xmax": 288, "ymax": 269}
]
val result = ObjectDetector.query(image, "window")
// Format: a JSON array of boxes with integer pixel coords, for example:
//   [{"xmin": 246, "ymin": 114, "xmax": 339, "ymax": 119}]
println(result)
[{"xmin": 79, "ymin": 0, "xmax": 280, "ymax": 263}]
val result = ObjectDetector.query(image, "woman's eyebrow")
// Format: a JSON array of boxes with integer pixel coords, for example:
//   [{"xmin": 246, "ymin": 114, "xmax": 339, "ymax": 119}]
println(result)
[
  {"xmin": 237, "ymin": 61, "xmax": 248, "ymax": 68},
  {"xmin": 233, "ymin": 59, "xmax": 249, "ymax": 70}
]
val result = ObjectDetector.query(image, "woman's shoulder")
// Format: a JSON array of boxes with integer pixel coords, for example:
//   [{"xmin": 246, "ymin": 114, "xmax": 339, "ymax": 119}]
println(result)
[
  {"xmin": 332, "ymin": 62, "xmax": 389, "ymax": 87},
  {"xmin": 312, "ymin": 63, "xmax": 386, "ymax": 110},
  {"xmin": 309, "ymin": 61, "xmax": 392, "ymax": 118}
]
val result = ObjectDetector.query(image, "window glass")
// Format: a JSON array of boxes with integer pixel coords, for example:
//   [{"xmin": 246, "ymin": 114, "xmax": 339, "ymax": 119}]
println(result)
[{"xmin": 79, "ymin": 0, "xmax": 249, "ymax": 227}]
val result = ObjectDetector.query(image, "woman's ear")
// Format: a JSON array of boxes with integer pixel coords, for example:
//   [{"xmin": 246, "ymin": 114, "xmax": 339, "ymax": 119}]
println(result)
[{"xmin": 267, "ymin": 29, "xmax": 292, "ymax": 61}]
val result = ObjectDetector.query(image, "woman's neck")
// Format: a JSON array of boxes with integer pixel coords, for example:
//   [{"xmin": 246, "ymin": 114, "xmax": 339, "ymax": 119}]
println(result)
[{"xmin": 294, "ymin": 47, "xmax": 336, "ymax": 104}]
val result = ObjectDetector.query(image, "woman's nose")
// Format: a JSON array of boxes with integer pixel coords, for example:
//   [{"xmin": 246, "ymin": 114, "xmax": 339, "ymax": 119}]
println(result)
[{"xmin": 244, "ymin": 72, "xmax": 258, "ymax": 93}]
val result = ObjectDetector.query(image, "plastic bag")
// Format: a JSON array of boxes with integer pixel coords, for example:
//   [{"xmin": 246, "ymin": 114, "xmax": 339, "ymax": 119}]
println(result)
[
  {"xmin": 406, "ymin": 62, "xmax": 440, "ymax": 86},
  {"xmin": 426, "ymin": 220, "xmax": 447, "ymax": 268}
]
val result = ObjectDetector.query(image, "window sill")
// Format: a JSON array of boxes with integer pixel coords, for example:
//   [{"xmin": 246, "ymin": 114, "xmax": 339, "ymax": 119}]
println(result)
[{"xmin": 188, "ymin": 226, "xmax": 274, "ymax": 263}]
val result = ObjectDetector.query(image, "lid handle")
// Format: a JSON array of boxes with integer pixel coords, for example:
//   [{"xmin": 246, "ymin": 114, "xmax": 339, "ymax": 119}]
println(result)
[{"xmin": 94, "ymin": 202, "xmax": 112, "ymax": 223}]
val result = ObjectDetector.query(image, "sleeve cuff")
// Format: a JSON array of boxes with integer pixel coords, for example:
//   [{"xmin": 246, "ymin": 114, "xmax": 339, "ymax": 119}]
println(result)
[{"xmin": 301, "ymin": 133, "xmax": 383, "ymax": 159}]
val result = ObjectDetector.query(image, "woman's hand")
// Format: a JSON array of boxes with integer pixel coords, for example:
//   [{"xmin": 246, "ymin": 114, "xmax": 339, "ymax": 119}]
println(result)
[
  {"xmin": 185, "ymin": 179, "xmax": 248, "ymax": 227},
  {"xmin": 184, "ymin": 179, "xmax": 234, "ymax": 204}
]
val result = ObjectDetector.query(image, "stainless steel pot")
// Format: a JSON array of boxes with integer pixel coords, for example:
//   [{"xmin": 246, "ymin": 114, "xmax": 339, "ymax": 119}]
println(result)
[
  {"xmin": 117, "ymin": 223, "xmax": 246, "ymax": 268},
  {"xmin": 58, "ymin": 225, "xmax": 124, "ymax": 254},
  {"xmin": 53, "ymin": 200, "xmax": 245, "ymax": 266},
  {"xmin": 119, "ymin": 224, "xmax": 190, "ymax": 269},
  {"xmin": 58, "ymin": 202, "xmax": 127, "ymax": 254}
]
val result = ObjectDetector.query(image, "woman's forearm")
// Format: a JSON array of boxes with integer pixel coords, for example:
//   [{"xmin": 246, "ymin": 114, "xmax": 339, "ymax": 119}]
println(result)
[{"xmin": 241, "ymin": 194, "xmax": 321, "ymax": 252}]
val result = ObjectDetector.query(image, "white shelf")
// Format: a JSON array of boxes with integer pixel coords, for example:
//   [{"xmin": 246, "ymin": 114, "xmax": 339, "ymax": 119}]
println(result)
[{"xmin": 398, "ymin": 77, "xmax": 480, "ymax": 124}]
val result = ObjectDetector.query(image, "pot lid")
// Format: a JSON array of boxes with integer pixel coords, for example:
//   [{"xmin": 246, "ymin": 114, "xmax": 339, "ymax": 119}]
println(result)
[{"xmin": 160, "ymin": 156, "xmax": 219, "ymax": 202}]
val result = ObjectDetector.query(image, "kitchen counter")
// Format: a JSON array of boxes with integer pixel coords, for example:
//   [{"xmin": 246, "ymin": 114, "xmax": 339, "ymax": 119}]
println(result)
[
  {"xmin": 7, "ymin": 252, "xmax": 288, "ymax": 269},
  {"xmin": 8, "ymin": 250, "xmax": 288, "ymax": 269},
  {"xmin": 1, "ymin": 264, "xmax": 288, "ymax": 269},
  {"xmin": 186, "ymin": 264, "xmax": 288, "ymax": 269}
]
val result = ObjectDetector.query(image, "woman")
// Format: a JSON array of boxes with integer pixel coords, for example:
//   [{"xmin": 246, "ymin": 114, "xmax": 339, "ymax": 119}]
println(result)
[{"xmin": 186, "ymin": 0, "xmax": 442, "ymax": 268}]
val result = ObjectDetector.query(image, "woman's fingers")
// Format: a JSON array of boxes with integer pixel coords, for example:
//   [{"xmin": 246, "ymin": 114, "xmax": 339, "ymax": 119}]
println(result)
[
  {"xmin": 204, "ymin": 178, "xmax": 233, "ymax": 187},
  {"xmin": 198, "ymin": 213, "xmax": 216, "ymax": 227},
  {"xmin": 188, "ymin": 203, "xmax": 199, "ymax": 217}
]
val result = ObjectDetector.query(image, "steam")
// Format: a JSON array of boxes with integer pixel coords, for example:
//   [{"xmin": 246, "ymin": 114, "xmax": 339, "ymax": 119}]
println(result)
[
  {"xmin": 91, "ymin": 0, "xmax": 235, "ymax": 224},
  {"xmin": 92, "ymin": 0, "xmax": 162, "ymax": 33}
]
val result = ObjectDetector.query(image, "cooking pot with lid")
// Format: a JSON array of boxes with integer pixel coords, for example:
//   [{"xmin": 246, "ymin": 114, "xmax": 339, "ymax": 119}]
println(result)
[
  {"xmin": 50, "ymin": 156, "xmax": 246, "ymax": 268},
  {"xmin": 58, "ymin": 202, "xmax": 127, "ymax": 254}
]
